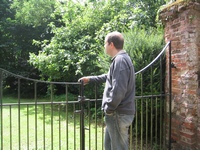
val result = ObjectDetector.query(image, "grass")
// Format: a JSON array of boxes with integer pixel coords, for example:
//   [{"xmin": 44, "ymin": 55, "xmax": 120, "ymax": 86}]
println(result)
[{"xmin": 1, "ymin": 97, "xmax": 104, "ymax": 150}]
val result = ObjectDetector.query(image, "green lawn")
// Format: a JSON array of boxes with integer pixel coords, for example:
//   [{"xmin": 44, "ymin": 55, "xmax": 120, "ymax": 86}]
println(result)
[{"xmin": 1, "ymin": 97, "xmax": 104, "ymax": 150}]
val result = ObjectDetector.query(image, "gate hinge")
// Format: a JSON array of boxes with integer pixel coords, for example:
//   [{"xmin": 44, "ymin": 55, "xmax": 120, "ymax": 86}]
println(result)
[
  {"xmin": 171, "ymin": 63, "xmax": 176, "ymax": 68},
  {"xmin": 78, "ymin": 95, "xmax": 86, "ymax": 102}
]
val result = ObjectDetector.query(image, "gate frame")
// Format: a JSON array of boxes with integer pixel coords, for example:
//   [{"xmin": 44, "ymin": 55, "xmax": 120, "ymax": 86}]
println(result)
[{"xmin": 0, "ymin": 41, "xmax": 172, "ymax": 150}]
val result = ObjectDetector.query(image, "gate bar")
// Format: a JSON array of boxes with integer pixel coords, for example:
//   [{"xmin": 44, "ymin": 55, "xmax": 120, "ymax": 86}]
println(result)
[
  {"xmin": 18, "ymin": 78, "xmax": 21, "ymax": 150},
  {"xmin": 168, "ymin": 41, "xmax": 172, "ymax": 150},
  {"xmin": 80, "ymin": 81, "xmax": 85, "ymax": 150}
]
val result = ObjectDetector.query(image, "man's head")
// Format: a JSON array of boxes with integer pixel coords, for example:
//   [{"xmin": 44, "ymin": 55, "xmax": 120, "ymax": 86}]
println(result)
[{"xmin": 104, "ymin": 31, "xmax": 124, "ymax": 57}]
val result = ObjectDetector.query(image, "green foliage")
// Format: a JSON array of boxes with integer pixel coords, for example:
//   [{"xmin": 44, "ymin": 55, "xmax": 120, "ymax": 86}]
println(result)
[
  {"xmin": 0, "ymin": 0, "xmax": 55, "ymax": 71},
  {"xmin": 28, "ymin": 0, "xmax": 166, "ymax": 82},
  {"xmin": 11, "ymin": 0, "xmax": 56, "ymax": 27},
  {"xmin": 0, "ymin": 0, "xmax": 55, "ymax": 94},
  {"xmin": 131, "ymin": 0, "xmax": 166, "ymax": 28},
  {"xmin": 123, "ymin": 27, "xmax": 165, "ymax": 95},
  {"xmin": 53, "ymin": 93, "xmax": 77, "ymax": 102},
  {"xmin": 1, "ymin": 0, "xmax": 167, "ymax": 97},
  {"xmin": 124, "ymin": 28, "xmax": 164, "ymax": 72},
  {"xmin": 122, "ymin": 27, "xmax": 165, "ymax": 139},
  {"xmin": 29, "ymin": 0, "xmax": 126, "ymax": 81}
]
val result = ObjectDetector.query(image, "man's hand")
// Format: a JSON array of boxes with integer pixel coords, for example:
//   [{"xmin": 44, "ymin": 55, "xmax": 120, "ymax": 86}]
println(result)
[{"xmin": 78, "ymin": 77, "xmax": 90, "ymax": 85}]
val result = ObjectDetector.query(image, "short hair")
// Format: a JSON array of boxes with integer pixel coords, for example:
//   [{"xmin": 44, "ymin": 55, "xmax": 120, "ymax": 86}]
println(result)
[{"xmin": 105, "ymin": 31, "xmax": 124, "ymax": 50}]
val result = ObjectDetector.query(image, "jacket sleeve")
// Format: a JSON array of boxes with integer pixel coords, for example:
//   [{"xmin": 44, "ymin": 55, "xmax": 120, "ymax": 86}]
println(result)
[{"xmin": 88, "ymin": 74, "xmax": 107, "ymax": 84}]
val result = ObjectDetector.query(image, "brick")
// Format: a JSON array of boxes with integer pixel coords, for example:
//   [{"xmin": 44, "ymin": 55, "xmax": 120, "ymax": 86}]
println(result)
[
  {"xmin": 179, "ymin": 141, "xmax": 196, "ymax": 150},
  {"xmin": 181, "ymin": 123, "xmax": 196, "ymax": 131},
  {"xmin": 180, "ymin": 131, "xmax": 195, "ymax": 139}
]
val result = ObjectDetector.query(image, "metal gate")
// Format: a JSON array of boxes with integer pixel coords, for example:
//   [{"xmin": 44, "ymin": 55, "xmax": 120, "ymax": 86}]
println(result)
[{"xmin": 0, "ymin": 41, "xmax": 172, "ymax": 150}]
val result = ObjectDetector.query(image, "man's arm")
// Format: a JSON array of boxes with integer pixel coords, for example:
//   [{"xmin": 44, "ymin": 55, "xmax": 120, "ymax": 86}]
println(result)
[{"xmin": 78, "ymin": 74, "xmax": 107, "ymax": 85}]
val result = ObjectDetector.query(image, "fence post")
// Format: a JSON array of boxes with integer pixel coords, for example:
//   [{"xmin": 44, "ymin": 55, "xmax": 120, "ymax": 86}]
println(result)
[{"xmin": 79, "ymin": 81, "xmax": 85, "ymax": 150}]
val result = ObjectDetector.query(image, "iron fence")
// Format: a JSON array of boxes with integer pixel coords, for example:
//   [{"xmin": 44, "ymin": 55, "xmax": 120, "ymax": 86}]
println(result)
[{"xmin": 0, "ymin": 42, "xmax": 171, "ymax": 150}]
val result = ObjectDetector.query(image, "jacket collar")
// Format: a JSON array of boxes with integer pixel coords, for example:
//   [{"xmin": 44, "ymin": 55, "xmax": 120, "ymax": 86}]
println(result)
[{"xmin": 111, "ymin": 50, "xmax": 126, "ymax": 61}]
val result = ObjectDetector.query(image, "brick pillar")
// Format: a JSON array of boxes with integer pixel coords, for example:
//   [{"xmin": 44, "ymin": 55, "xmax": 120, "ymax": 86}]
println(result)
[{"xmin": 159, "ymin": 0, "xmax": 200, "ymax": 149}]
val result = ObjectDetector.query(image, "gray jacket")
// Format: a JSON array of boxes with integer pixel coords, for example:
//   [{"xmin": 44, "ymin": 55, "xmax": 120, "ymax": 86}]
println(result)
[{"xmin": 89, "ymin": 50, "xmax": 135, "ymax": 115}]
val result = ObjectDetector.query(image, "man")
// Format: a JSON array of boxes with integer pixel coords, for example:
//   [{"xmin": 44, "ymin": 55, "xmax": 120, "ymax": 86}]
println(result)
[{"xmin": 79, "ymin": 31, "xmax": 135, "ymax": 150}]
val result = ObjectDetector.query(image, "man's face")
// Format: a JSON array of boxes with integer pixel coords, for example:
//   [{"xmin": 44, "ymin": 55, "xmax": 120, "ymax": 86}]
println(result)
[
  {"xmin": 104, "ymin": 39, "xmax": 113, "ymax": 56},
  {"xmin": 104, "ymin": 41, "xmax": 109, "ymax": 55}
]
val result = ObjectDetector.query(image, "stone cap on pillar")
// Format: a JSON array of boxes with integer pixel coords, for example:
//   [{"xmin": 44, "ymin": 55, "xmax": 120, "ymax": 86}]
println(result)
[{"xmin": 159, "ymin": 0, "xmax": 200, "ymax": 24}]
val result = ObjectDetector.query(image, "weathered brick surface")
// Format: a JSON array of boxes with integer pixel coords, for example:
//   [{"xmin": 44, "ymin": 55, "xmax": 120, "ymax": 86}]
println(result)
[{"xmin": 160, "ymin": 0, "xmax": 200, "ymax": 149}]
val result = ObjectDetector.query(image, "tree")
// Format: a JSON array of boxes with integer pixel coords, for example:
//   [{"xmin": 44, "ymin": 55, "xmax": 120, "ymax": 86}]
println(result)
[
  {"xmin": 1, "ymin": 0, "xmax": 168, "ymax": 96},
  {"xmin": 11, "ymin": 0, "xmax": 56, "ymax": 27},
  {"xmin": 29, "ymin": 0, "xmax": 129, "ymax": 81},
  {"xmin": 0, "ymin": 0, "xmax": 15, "ymax": 70},
  {"xmin": 0, "ymin": 0, "xmax": 56, "ymax": 96},
  {"xmin": 0, "ymin": 0, "xmax": 55, "ymax": 74}
]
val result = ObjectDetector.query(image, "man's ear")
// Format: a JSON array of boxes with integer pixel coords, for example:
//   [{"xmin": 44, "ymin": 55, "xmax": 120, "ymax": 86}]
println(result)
[{"xmin": 110, "ymin": 42, "xmax": 114, "ymax": 48}]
